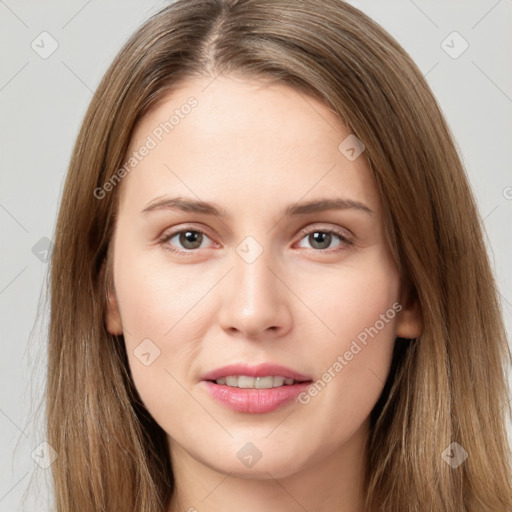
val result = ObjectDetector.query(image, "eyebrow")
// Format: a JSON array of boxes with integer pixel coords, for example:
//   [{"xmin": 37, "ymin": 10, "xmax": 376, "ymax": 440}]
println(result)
[{"xmin": 140, "ymin": 196, "xmax": 373, "ymax": 218}]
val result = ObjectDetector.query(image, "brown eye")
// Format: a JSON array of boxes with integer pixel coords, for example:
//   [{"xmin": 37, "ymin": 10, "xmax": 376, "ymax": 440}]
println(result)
[
  {"xmin": 177, "ymin": 230, "xmax": 203, "ymax": 249},
  {"xmin": 297, "ymin": 228, "xmax": 351, "ymax": 252},
  {"xmin": 159, "ymin": 228, "xmax": 213, "ymax": 254},
  {"xmin": 308, "ymin": 231, "xmax": 333, "ymax": 250}
]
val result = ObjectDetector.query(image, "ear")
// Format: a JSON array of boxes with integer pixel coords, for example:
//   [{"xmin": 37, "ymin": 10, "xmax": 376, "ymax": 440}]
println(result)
[
  {"xmin": 100, "ymin": 260, "xmax": 123, "ymax": 335},
  {"xmin": 395, "ymin": 286, "xmax": 423, "ymax": 340}
]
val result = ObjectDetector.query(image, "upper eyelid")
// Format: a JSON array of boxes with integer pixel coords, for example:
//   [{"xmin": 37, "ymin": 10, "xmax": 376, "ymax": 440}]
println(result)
[
  {"xmin": 299, "ymin": 224, "xmax": 352, "ymax": 238},
  {"xmin": 161, "ymin": 222, "xmax": 351, "ymax": 236},
  {"xmin": 160, "ymin": 224, "xmax": 215, "ymax": 241}
]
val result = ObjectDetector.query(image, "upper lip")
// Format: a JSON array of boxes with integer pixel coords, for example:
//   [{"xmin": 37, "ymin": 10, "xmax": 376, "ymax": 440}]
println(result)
[{"xmin": 201, "ymin": 363, "xmax": 312, "ymax": 382}]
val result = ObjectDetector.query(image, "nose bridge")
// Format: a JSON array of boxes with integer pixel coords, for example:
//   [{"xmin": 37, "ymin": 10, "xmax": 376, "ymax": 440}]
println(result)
[
  {"xmin": 218, "ymin": 234, "xmax": 291, "ymax": 338},
  {"xmin": 235, "ymin": 238, "xmax": 274, "ymax": 307}
]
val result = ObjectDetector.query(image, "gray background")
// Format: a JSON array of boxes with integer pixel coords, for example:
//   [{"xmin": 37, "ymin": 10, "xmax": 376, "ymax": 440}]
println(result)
[{"xmin": 1, "ymin": 1, "xmax": 511, "ymax": 510}]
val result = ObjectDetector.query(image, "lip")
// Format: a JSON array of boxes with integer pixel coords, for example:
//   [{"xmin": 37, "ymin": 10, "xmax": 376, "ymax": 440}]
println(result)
[
  {"xmin": 200, "ymin": 363, "xmax": 313, "ymax": 414},
  {"xmin": 202, "ymin": 381, "xmax": 312, "ymax": 413},
  {"xmin": 200, "ymin": 363, "xmax": 312, "ymax": 383}
]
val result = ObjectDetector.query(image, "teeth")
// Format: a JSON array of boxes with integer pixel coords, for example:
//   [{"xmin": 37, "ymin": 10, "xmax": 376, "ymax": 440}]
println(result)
[
  {"xmin": 214, "ymin": 375, "xmax": 297, "ymax": 388},
  {"xmin": 225, "ymin": 376, "xmax": 238, "ymax": 387}
]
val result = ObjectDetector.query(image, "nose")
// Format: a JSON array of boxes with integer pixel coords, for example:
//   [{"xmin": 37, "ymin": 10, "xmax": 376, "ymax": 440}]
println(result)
[{"xmin": 217, "ymin": 243, "xmax": 292, "ymax": 340}]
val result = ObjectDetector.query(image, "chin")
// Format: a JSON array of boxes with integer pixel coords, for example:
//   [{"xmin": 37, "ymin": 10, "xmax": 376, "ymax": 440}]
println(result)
[{"xmin": 193, "ymin": 437, "xmax": 314, "ymax": 480}]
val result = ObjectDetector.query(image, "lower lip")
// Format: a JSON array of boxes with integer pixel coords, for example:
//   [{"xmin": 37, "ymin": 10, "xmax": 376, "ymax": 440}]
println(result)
[{"xmin": 202, "ymin": 380, "xmax": 312, "ymax": 413}]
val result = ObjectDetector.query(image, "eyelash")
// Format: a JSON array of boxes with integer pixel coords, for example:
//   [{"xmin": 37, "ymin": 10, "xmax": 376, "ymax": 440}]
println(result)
[{"xmin": 158, "ymin": 225, "xmax": 353, "ymax": 256}]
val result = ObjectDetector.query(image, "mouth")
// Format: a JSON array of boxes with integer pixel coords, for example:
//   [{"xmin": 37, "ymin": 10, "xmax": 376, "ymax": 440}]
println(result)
[{"xmin": 201, "ymin": 363, "xmax": 313, "ymax": 413}]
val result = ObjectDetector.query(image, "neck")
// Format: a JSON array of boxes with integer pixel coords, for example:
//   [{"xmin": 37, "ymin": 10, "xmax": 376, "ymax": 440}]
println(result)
[{"xmin": 168, "ymin": 419, "xmax": 369, "ymax": 512}]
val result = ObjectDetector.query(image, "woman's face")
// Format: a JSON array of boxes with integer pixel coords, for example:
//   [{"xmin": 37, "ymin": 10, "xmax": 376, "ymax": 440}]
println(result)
[{"xmin": 106, "ymin": 74, "xmax": 421, "ymax": 478}]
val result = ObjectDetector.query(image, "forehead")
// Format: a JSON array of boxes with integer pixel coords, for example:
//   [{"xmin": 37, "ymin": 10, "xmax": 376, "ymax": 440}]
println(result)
[{"xmin": 117, "ymin": 74, "xmax": 380, "ymax": 216}]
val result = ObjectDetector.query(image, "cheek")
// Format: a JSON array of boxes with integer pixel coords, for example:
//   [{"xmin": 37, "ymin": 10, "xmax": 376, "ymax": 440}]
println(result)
[
  {"xmin": 300, "ymin": 251, "xmax": 400, "ymax": 349},
  {"xmin": 112, "ymin": 243, "xmax": 227, "ymax": 427},
  {"xmin": 338, "ymin": 278, "xmax": 397, "ymax": 349},
  {"xmin": 293, "ymin": 260, "xmax": 401, "ymax": 442},
  {"xmin": 114, "ymin": 243, "xmax": 216, "ymax": 341}
]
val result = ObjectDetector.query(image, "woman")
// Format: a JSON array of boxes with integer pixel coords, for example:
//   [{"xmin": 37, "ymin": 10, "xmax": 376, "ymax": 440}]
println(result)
[{"xmin": 47, "ymin": 0, "xmax": 512, "ymax": 510}]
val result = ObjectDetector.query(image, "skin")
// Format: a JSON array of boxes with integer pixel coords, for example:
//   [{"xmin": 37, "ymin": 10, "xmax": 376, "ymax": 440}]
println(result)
[{"xmin": 105, "ymin": 74, "xmax": 422, "ymax": 512}]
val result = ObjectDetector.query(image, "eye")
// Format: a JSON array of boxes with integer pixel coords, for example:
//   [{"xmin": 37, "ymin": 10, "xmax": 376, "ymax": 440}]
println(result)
[
  {"xmin": 159, "ymin": 227, "xmax": 214, "ymax": 254},
  {"xmin": 159, "ymin": 225, "xmax": 353, "ymax": 255},
  {"xmin": 296, "ymin": 227, "xmax": 352, "ymax": 252}
]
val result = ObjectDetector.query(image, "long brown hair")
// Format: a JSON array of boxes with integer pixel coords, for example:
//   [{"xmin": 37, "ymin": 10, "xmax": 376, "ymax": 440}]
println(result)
[{"xmin": 47, "ymin": 0, "xmax": 512, "ymax": 510}]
